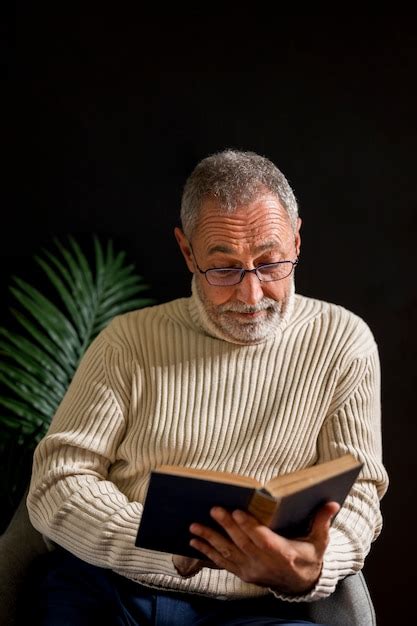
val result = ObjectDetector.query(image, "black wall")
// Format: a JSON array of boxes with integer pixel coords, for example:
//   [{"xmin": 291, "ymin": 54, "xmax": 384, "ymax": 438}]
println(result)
[{"xmin": 5, "ymin": 11, "xmax": 417, "ymax": 625}]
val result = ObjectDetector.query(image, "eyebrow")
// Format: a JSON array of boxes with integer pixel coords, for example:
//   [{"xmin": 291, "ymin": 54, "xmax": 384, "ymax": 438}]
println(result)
[
  {"xmin": 207, "ymin": 244, "xmax": 235, "ymax": 255},
  {"xmin": 207, "ymin": 240, "xmax": 283, "ymax": 256}
]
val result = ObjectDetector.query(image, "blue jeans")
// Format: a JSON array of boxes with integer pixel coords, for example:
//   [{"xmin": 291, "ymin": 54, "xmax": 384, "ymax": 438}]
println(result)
[{"xmin": 30, "ymin": 549, "xmax": 325, "ymax": 625}]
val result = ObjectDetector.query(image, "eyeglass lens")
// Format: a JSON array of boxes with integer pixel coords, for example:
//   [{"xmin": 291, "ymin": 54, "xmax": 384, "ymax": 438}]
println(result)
[{"xmin": 206, "ymin": 262, "xmax": 294, "ymax": 286}]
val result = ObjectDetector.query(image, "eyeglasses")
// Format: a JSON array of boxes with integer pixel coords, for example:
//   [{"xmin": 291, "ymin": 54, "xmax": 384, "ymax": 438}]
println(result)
[{"xmin": 191, "ymin": 246, "xmax": 298, "ymax": 287}]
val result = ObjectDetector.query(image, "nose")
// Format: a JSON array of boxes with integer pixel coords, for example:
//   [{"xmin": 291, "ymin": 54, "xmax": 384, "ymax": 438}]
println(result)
[{"xmin": 233, "ymin": 271, "xmax": 265, "ymax": 305}]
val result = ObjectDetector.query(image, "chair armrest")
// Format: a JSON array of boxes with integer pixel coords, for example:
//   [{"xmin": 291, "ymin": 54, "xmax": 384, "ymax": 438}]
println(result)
[
  {"xmin": 306, "ymin": 571, "xmax": 376, "ymax": 626},
  {"xmin": 0, "ymin": 488, "xmax": 49, "ymax": 626}
]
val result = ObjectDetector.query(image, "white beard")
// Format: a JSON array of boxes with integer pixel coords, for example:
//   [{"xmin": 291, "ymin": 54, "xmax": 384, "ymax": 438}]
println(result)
[{"xmin": 194, "ymin": 277, "xmax": 295, "ymax": 345}]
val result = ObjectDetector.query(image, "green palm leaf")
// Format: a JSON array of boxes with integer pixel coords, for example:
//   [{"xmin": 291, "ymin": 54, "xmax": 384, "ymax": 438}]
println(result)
[{"xmin": 0, "ymin": 235, "xmax": 156, "ymax": 440}]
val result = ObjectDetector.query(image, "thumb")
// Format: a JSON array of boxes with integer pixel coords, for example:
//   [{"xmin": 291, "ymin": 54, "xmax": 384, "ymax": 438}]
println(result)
[{"xmin": 309, "ymin": 501, "xmax": 340, "ymax": 548}]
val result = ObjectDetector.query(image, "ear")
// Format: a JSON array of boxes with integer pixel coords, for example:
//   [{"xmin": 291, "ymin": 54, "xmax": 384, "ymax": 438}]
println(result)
[
  {"xmin": 174, "ymin": 227, "xmax": 195, "ymax": 273},
  {"xmin": 294, "ymin": 217, "xmax": 302, "ymax": 257}
]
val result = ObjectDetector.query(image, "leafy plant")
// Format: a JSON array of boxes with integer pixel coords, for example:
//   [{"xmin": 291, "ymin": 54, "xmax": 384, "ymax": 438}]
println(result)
[{"xmin": 0, "ymin": 236, "xmax": 156, "ymax": 529}]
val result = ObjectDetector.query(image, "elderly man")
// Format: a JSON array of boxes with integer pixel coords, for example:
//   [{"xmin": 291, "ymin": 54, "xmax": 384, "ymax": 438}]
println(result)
[{"xmin": 27, "ymin": 150, "xmax": 388, "ymax": 625}]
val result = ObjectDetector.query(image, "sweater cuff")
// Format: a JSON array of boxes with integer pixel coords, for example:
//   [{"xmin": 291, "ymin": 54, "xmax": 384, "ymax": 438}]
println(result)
[
  {"xmin": 268, "ymin": 528, "xmax": 361, "ymax": 602},
  {"xmin": 268, "ymin": 558, "xmax": 335, "ymax": 603}
]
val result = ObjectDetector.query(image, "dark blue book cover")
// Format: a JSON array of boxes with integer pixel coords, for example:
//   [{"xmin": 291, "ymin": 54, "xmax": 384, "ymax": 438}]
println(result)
[{"xmin": 135, "ymin": 472, "xmax": 256, "ymax": 558}]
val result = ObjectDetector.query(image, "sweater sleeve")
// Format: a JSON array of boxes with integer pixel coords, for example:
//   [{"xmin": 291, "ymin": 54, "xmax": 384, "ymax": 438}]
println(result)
[
  {"xmin": 272, "ymin": 323, "xmax": 389, "ymax": 602},
  {"xmin": 26, "ymin": 326, "xmax": 177, "ymax": 579}
]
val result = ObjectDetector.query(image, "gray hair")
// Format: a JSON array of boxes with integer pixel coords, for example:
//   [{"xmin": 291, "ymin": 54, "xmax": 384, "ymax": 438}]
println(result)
[{"xmin": 180, "ymin": 149, "xmax": 299, "ymax": 238}]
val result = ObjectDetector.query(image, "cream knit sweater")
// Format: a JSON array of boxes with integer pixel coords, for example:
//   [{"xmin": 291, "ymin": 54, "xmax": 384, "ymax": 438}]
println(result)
[{"xmin": 27, "ymin": 285, "xmax": 388, "ymax": 602}]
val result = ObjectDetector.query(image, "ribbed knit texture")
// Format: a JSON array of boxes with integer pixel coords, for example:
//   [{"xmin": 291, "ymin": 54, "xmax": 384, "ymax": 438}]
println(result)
[{"xmin": 27, "ymin": 288, "xmax": 388, "ymax": 602}]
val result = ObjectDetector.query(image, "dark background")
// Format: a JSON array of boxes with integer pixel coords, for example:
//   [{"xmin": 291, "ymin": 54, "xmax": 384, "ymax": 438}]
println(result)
[{"xmin": 4, "ymin": 10, "xmax": 416, "ymax": 625}]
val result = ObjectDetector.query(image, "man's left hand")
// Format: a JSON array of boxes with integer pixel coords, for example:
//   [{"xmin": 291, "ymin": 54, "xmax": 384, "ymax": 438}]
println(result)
[{"xmin": 187, "ymin": 502, "xmax": 339, "ymax": 594}]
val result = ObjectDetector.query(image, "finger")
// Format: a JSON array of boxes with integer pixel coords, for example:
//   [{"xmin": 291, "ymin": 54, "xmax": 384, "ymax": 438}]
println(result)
[
  {"xmin": 189, "ymin": 519, "xmax": 227, "ymax": 545},
  {"xmin": 309, "ymin": 501, "xmax": 340, "ymax": 548},
  {"xmin": 189, "ymin": 535, "xmax": 239, "ymax": 574},
  {"xmin": 210, "ymin": 507, "xmax": 259, "ymax": 556},
  {"xmin": 190, "ymin": 520, "xmax": 235, "ymax": 557},
  {"xmin": 189, "ymin": 516, "xmax": 243, "ymax": 569},
  {"xmin": 230, "ymin": 509, "xmax": 287, "ymax": 552},
  {"xmin": 189, "ymin": 536, "xmax": 229, "ymax": 561}
]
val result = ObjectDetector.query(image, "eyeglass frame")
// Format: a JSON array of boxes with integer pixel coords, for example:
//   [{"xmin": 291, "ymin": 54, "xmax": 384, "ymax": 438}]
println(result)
[{"xmin": 189, "ymin": 243, "xmax": 299, "ymax": 287}]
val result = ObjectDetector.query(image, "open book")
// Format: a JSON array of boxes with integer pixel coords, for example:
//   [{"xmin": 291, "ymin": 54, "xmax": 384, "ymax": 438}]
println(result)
[{"xmin": 135, "ymin": 453, "xmax": 362, "ymax": 559}]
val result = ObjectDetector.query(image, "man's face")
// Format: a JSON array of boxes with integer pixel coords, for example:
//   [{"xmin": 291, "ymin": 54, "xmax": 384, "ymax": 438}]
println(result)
[{"xmin": 175, "ymin": 194, "xmax": 301, "ymax": 344}]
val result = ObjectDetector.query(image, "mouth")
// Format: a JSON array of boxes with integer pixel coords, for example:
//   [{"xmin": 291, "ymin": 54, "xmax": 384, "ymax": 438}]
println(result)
[{"xmin": 225, "ymin": 309, "xmax": 267, "ymax": 321}]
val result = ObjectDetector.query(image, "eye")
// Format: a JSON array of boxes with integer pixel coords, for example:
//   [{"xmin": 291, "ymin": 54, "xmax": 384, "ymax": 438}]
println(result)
[
  {"xmin": 256, "ymin": 257, "xmax": 280, "ymax": 267},
  {"xmin": 212, "ymin": 261, "xmax": 242, "ymax": 270},
  {"xmin": 209, "ymin": 268, "xmax": 240, "ymax": 276}
]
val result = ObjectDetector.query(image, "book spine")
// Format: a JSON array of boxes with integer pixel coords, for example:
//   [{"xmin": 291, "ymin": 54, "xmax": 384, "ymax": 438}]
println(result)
[{"xmin": 248, "ymin": 491, "xmax": 280, "ymax": 525}]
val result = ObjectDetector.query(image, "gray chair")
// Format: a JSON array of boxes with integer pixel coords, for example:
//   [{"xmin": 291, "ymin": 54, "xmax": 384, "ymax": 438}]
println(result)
[
  {"xmin": 307, "ymin": 570, "xmax": 376, "ymax": 625},
  {"xmin": 0, "ymin": 493, "xmax": 376, "ymax": 626}
]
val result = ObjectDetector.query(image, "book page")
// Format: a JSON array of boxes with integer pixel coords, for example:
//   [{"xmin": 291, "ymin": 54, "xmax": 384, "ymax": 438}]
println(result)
[
  {"xmin": 155, "ymin": 464, "xmax": 261, "ymax": 488},
  {"xmin": 264, "ymin": 454, "xmax": 362, "ymax": 497}
]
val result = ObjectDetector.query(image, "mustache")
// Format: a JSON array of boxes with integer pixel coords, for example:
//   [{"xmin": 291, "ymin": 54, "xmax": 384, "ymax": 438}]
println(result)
[{"xmin": 218, "ymin": 299, "xmax": 279, "ymax": 314}]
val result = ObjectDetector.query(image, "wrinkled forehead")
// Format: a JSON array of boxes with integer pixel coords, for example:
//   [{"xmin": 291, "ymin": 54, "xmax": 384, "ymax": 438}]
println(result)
[{"xmin": 193, "ymin": 194, "xmax": 294, "ymax": 253}]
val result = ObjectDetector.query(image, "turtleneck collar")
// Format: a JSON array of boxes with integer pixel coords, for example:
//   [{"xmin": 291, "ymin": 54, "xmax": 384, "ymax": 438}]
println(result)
[{"xmin": 187, "ymin": 276, "xmax": 295, "ymax": 346}]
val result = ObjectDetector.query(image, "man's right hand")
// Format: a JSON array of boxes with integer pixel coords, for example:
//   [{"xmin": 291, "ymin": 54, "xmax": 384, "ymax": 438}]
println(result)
[
  {"xmin": 172, "ymin": 554, "xmax": 221, "ymax": 578},
  {"xmin": 172, "ymin": 555, "xmax": 204, "ymax": 577}
]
